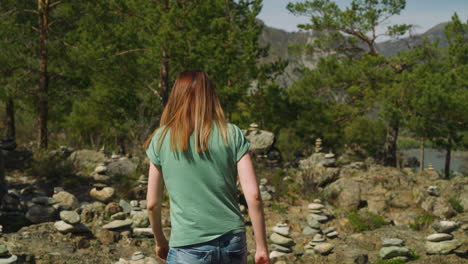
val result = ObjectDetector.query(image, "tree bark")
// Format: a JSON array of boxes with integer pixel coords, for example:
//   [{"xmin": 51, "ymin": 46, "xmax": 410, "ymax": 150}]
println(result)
[
  {"xmin": 160, "ymin": 48, "xmax": 169, "ymax": 107},
  {"xmin": 5, "ymin": 97, "xmax": 15, "ymax": 139},
  {"xmin": 420, "ymin": 138, "xmax": 425, "ymax": 171},
  {"xmin": 38, "ymin": 0, "xmax": 49, "ymax": 149},
  {"xmin": 444, "ymin": 139, "xmax": 452, "ymax": 179},
  {"xmin": 381, "ymin": 119, "xmax": 399, "ymax": 167}
]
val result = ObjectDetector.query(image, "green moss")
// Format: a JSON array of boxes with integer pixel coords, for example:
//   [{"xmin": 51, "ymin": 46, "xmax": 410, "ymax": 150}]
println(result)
[
  {"xmin": 448, "ymin": 197, "xmax": 464, "ymax": 213},
  {"xmin": 409, "ymin": 213, "xmax": 436, "ymax": 231},
  {"xmin": 271, "ymin": 202, "xmax": 288, "ymax": 214},
  {"xmin": 348, "ymin": 209, "xmax": 387, "ymax": 232}
]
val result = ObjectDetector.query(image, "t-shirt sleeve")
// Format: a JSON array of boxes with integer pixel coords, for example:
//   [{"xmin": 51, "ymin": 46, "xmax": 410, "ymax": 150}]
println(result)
[
  {"xmin": 232, "ymin": 124, "xmax": 251, "ymax": 162},
  {"xmin": 145, "ymin": 134, "xmax": 162, "ymax": 167}
]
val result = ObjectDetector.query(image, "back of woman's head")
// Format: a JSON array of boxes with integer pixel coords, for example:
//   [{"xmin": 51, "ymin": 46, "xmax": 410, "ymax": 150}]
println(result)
[{"xmin": 144, "ymin": 70, "xmax": 228, "ymax": 152}]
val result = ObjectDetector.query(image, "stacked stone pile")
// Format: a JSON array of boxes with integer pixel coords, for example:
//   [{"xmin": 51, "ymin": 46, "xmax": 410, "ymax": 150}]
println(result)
[
  {"xmin": 25, "ymin": 196, "xmax": 58, "ymax": 223},
  {"xmin": 89, "ymin": 183, "xmax": 115, "ymax": 203},
  {"xmin": 378, "ymin": 238, "xmax": 413, "ymax": 261},
  {"xmin": 269, "ymin": 222, "xmax": 295, "ymax": 259},
  {"xmin": 302, "ymin": 200, "xmax": 338, "ymax": 256},
  {"xmin": 0, "ymin": 243, "xmax": 17, "ymax": 264},
  {"xmin": 425, "ymin": 220, "xmax": 462, "ymax": 255},
  {"xmin": 259, "ymin": 178, "xmax": 275, "ymax": 201}
]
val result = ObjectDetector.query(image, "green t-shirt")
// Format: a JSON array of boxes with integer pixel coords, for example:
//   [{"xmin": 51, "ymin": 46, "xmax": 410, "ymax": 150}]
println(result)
[{"xmin": 145, "ymin": 122, "xmax": 250, "ymax": 247}]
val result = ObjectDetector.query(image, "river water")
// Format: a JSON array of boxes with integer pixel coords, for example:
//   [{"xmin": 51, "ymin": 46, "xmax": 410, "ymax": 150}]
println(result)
[{"xmin": 402, "ymin": 148, "xmax": 468, "ymax": 174}]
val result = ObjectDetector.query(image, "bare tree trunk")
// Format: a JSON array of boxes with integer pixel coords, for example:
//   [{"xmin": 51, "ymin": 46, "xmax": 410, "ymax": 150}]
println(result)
[
  {"xmin": 420, "ymin": 138, "xmax": 425, "ymax": 171},
  {"xmin": 38, "ymin": 0, "xmax": 49, "ymax": 149},
  {"xmin": 5, "ymin": 97, "xmax": 15, "ymax": 138},
  {"xmin": 444, "ymin": 140, "xmax": 452, "ymax": 179},
  {"xmin": 381, "ymin": 120, "xmax": 399, "ymax": 167},
  {"xmin": 160, "ymin": 48, "xmax": 169, "ymax": 107}
]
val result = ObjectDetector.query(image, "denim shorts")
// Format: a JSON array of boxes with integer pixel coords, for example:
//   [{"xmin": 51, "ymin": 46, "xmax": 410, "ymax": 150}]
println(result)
[{"xmin": 166, "ymin": 231, "xmax": 248, "ymax": 264}]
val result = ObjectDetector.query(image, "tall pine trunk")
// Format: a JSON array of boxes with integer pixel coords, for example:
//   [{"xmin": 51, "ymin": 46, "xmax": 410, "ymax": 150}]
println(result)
[
  {"xmin": 419, "ymin": 138, "xmax": 425, "ymax": 171},
  {"xmin": 160, "ymin": 48, "xmax": 169, "ymax": 107},
  {"xmin": 381, "ymin": 119, "xmax": 399, "ymax": 167},
  {"xmin": 38, "ymin": 0, "xmax": 49, "ymax": 149},
  {"xmin": 5, "ymin": 97, "xmax": 15, "ymax": 138},
  {"xmin": 444, "ymin": 139, "xmax": 452, "ymax": 179}
]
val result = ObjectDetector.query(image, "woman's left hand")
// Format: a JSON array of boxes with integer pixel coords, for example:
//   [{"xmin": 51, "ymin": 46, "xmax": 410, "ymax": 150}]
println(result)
[{"xmin": 155, "ymin": 240, "xmax": 169, "ymax": 262}]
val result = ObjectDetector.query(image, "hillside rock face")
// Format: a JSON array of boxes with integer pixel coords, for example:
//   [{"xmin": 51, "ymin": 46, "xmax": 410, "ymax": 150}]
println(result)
[{"xmin": 244, "ymin": 129, "xmax": 275, "ymax": 153}]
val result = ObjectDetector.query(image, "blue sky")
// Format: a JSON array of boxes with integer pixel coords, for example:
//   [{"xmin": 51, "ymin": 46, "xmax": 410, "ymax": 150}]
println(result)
[{"xmin": 259, "ymin": 0, "xmax": 468, "ymax": 39}]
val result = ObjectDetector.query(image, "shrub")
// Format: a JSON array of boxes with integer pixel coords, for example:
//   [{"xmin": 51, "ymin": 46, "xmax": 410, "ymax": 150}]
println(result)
[
  {"xmin": 449, "ymin": 197, "xmax": 464, "ymax": 213},
  {"xmin": 29, "ymin": 151, "xmax": 74, "ymax": 184},
  {"xmin": 409, "ymin": 213, "xmax": 436, "ymax": 231},
  {"xmin": 348, "ymin": 209, "xmax": 386, "ymax": 232}
]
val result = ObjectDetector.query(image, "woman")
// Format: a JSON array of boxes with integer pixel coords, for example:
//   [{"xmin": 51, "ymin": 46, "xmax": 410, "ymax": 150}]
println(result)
[{"xmin": 144, "ymin": 70, "xmax": 270, "ymax": 264}]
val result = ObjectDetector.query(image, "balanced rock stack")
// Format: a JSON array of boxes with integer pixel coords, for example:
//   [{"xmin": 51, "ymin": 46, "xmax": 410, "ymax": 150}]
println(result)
[
  {"xmin": 0, "ymin": 243, "xmax": 17, "ymax": 264},
  {"xmin": 379, "ymin": 238, "xmax": 412, "ymax": 261},
  {"xmin": 25, "ymin": 196, "xmax": 58, "ymax": 223},
  {"xmin": 303, "ymin": 199, "xmax": 332, "ymax": 236},
  {"xmin": 102, "ymin": 199, "xmax": 150, "ymax": 233},
  {"xmin": 259, "ymin": 178, "xmax": 274, "ymax": 201},
  {"xmin": 89, "ymin": 183, "xmax": 115, "ymax": 203},
  {"xmin": 269, "ymin": 222, "xmax": 295, "ymax": 259},
  {"xmin": 425, "ymin": 220, "xmax": 462, "ymax": 255},
  {"xmin": 304, "ymin": 234, "xmax": 334, "ymax": 255},
  {"xmin": 92, "ymin": 163, "xmax": 111, "ymax": 183},
  {"xmin": 54, "ymin": 209, "xmax": 90, "ymax": 234}
]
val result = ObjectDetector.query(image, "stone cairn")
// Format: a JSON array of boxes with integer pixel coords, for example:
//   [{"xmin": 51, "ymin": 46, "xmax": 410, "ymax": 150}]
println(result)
[
  {"xmin": 303, "ymin": 199, "xmax": 337, "ymax": 256},
  {"xmin": 259, "ymin": 178, "xmax": 275, "ymax": 201},
  {"xmin": 425, "ymin": 220, "xmax": 462, "ymax": 255},
  {"xmin": 0, "ymin": 242, "xmax": 17, "ymax": 264},
  {"xmin": 378, "ymin": 238, "xmax": 413, "ymax": 262},
  {"xmin": 269, "ymin": 222, "xmax": 295, "ymax": 259}
]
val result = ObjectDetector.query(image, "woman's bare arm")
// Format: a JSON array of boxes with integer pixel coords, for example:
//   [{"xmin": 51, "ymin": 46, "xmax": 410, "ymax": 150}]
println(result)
[
  {"xmin": 146, "ymin": 162, "xmax": 168, "ymax": 247},
  {"xmin": 238, "ymin": 152, "xmax": 270, "ymax": 263}
]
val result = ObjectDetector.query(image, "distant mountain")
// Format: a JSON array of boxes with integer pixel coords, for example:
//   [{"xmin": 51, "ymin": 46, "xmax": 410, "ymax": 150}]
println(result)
[{"xmin": 259, "ymin": 21, "xmax": 449, "ymax": 87}]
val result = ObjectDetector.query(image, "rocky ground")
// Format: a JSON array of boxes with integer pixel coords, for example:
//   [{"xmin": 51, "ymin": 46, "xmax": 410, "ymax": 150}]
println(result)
[{"xmin": 0, "ymin": 130, "xmax": 467, "ymax": 264}]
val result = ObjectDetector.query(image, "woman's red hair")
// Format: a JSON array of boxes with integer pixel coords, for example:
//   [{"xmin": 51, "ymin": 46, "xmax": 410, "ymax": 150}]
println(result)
[{"xmin": 144, "ymin": 70, "xmax": 228, "ymax": 152}]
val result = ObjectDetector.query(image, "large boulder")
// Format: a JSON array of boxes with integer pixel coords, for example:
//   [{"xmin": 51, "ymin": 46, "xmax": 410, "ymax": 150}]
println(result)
[
  {"xmin": 106, "ymin": 158, "xmax": 137, "ymax": 177},
  {"xmin": 25, "ymin": 204, "xmax": 58, "ymax": 223},
  {"xmin": 323, "ymin": 178, "xmax": 361, "ymax": 209},
  {"xmin": 68, "ymin": 149, "xmax": 107, "ymax": 171},
  {"xmin": 244, "ymin": 129, "xmax": 274, "ymax": 153},
  {"xmin": 52, "ymin": 191, "xmax": 80, "ymax": 210}
]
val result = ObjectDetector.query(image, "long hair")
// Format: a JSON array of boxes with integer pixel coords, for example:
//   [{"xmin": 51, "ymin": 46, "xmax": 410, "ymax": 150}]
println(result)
[{"xmin": 144, "ymin": 70, "xmax": 228, "ymax": 152}]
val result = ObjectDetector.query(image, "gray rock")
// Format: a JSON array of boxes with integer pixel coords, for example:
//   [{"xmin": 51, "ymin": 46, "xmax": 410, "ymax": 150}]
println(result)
[
  {"xmin": 132, "ymin": 228, "xmax": 154, "ymax": 237},
  {"xmin": 379, "ymin": 246, "xmax": 410, "ymax": 259},
  {"xmin": 244, "ymin": 129, "xmax": 274, "ymax": 153},
  {"xmin": 131, "ymin": 251, "xmax": 145, "ymax": 261},
  {"xmin": 260, "ymin": 191, "xmax": 272, "ymax": 201},
  {"xmin": 103, "ymin": 219, "xmax": 133, "ymax": 230},
  {"xmin": 26, "ymin": 204, "xmax": 57, "ymax": 223},
  {"xmin": 107, "ymin": 158, "xmax": 137, "ymax": 177},
  {"xmin": 139, "ymin": 200, "xmax": 147, "ymax": 209},
  {"xmin": 89, "ymin": 187, "xmax": 115, "ymax": 203},
  {"xmin": 269, "ymin": 250, "xmax": 287, "ymax": 259},
  {"xmin": 312, "ymin": 234, "xmax": 325, "ymax": 242},
  {"xmin": 270, "ymin": 233, "xmax": 295, "ymax": 247},
  {"xmin": 111, "ymin": 212, "xmax": 127, "ymax": 220},
  {"xmin": 425, "ymin": 239, "xmax": 462, "ymax": 255},
  {"xmin": 0, "ymin": 193, "xmax": 21, "ymax": 211},
  {"xmin": 52, "ymin": 191, "xmax": 79, "ymax": 210},
  {"xmin": 60, "ymin": 210, "xmax": 80, "ymax": 224},
  {"xmin": 426, "ymin": 233, "xmax": 453, "ymax": 242},
  {"xmin": 308, "ymin": 203, "xmax": 325, "ymax": 210},
  {"xmin": 131, "ymin": 211, "xmax": 149, "ymax": 228},
  {"xmin": 432, "ymin": 220, "xmax": 461, "ymax": 233},
  {"xmin": 382, "ymin": 238, "xmax": 404, "ymax": 247},
  {"xmin": 272, "ymin": 224, "xmax": 290, "ymax": 237},
  {"xmin": 326, "ymin": 231, "xmax": 339, "ymax": 238},
  {"xmin": 307, "ymin": 213, "xmax": 328, "ymax": 223},
  {"xmin": 68, "ymin": 149, "xmax": 107, "ymax": 171},
  {"xmin": 306, "ymin": 215, "xmax": 322, "ymax": 229},
  {"xmin": 271, "ymin": 244, "xmax": 292, "ymax": 253},
  {"xmin": 314, "ymin": 243, "xmax": 334, "ymax": 255},
  {"xmin": 322, "ymin": 227, "xmax": 335, "ymax": 234},
  {"xmin": 427, "ymin": 186, "xmax": 439, "ymax": 196},
  {"xmin": 302, "ymin": 226, "xmax": 320, "ymax": 236},
  {"xmin": 0, "ymin": 244, "xmax": 9, "ymax": 257},
  {"xmin": 0, "ymin": 254, "xmax": 17, "ymax": 264},
  {"xmin": 92, "ymin": 173, "xmax": 111, "ymax": 183},
  {"xmin": 95, "ymin": 165, "xmax": 107, "ymax": 174},
  {"xmin": 119, "ymin": 199, "xmax": 132, "ymax": 213},
  {"xmin": 54, "ymin": 220, "xmax": 89, "ymax": 234},
  {"xmin": 32, "ymin": 196, "xmax": 57, "ymax": 205}
]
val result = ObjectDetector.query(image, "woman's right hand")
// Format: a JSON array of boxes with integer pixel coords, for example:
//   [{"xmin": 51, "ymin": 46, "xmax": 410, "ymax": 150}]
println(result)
[{"xmin": 255, "ymin": 250, "xmax": 270, "ymax": 264}]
